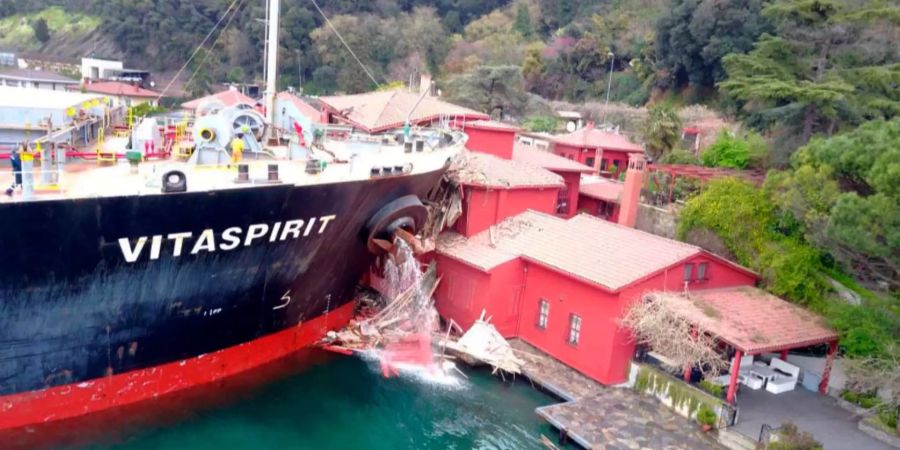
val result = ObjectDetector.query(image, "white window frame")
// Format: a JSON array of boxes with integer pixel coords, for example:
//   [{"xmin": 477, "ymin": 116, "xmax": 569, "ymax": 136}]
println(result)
[
  {"xmin": 568, "ymin": 314, "xmax": 582, "ymax": 346},
  {"xmin": 537, "ymin": 299, "xmax": 549, "ymax": 329}
]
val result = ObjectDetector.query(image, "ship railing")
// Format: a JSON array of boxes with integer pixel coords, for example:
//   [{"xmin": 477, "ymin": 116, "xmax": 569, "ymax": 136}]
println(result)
[{"xmin": 6, "ymin": 167, "xmax": 68, "ymax": 199}]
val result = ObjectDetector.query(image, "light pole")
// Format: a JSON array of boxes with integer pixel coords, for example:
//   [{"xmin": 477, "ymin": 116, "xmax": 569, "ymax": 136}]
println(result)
[{"xmin": 603, "ymin": 51, "xmax": 615, "ymax": 126}]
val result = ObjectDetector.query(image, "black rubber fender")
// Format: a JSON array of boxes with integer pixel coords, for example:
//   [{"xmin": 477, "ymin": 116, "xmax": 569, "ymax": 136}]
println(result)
[{"xmin": 364, "ymin": 195, "xmax": 428, "ymax": 254}]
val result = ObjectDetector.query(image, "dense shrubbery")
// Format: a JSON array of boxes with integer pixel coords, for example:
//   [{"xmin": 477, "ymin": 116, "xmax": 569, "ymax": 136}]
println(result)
[
  {"xmin": 700, "ymin": 131, "xmax": 769, "ymax": 170},
  {"xmin": 678, "ymin": 178, "xmax": 828, "ymax": 308}
]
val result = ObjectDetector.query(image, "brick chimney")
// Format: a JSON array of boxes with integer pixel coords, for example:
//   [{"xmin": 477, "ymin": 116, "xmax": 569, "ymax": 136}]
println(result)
[
  {"xmin": 419, "ymin": 73, "xmax": 433, "ymax": 95},
  {"xmin": 617, "ymin": 153, "xmax": 646, "ymax": 228}
]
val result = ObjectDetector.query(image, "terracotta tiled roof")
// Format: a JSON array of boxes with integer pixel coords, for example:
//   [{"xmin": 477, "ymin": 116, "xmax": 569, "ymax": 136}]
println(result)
[
  {"xmin": 466, "ymin": 120, "xmax": 521, "ymax": 132},
  {"xmin": 0, "ymin": 68, "xmax": 77, "ymax": 84},
  {"xmin": 512, "ymin": 145, "xmax": 595, "ymax": 173},
  {"xmin": 319, "ymin": 89, "xmax": 489, "ymax": 133},
  {"xmin": 182, "ymin": 89, "xmax": 256, "ymax": 110},
  {"xmin": 80, "ymin": 81, "xmax": 161, "ymax": 98},
  {"xmin": 553, "ymin": 127, "xmax": 644, "ymax": 153},
  {"xmin": 451, "ymin": 151, "xmax": 564, "ymax": 189},
  {"xmin": 437, "ymin": 211, "xmax": 703, "ymax": 291},
  {"xmin": 660, "ymin": 287, "xmax": 838, "ymax": 354},
  {"xmin": 276, "ymin": 91, "xmax": 326, "ymax": 124},
  {"xmin": 579, "ymin": 177, "xmax": 624, "ymax": 203}
]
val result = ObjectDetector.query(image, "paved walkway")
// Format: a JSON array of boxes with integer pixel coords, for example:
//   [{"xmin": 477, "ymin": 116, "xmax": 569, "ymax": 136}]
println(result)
[
  {"xmin": 733, "ymin": 387, "xmax": 891, "ymax": 450},
  {"xmin": 509, "ymin": 340, "xmax": 723, "ymax": 449}
]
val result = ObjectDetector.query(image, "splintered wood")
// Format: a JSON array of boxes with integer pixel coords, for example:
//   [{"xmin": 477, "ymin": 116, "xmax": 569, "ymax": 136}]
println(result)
[
  {"xmin": 324, "ymin": 257, "xmax": 440, "ymax": 352},
  {"xmin": 439, "ymin": 310, "xmax": 524, "ymax": 376}
]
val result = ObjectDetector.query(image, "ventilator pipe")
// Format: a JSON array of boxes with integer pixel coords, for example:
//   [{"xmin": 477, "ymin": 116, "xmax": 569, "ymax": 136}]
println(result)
[{"xmin": 199, "ymin": 128, "xmax": 216, "ymax": 143}]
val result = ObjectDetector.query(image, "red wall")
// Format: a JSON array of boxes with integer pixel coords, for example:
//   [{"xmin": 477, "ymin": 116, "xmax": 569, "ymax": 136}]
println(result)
[
  {"xmin": 577, "ymin": 196, "xmax": 620, "ymax": 222},
  {"xmin": 556, "ymin": 171, "xmax": 582, "ymax": 217},
  {"xmin": 456, "ymin": 187, "xmax": 559, "ymax": 237},
  {"xmin": 600, "ymin": 150, "xmax": 632, "ymax": 179},
  {"xmin": 604, "ymin": 254, "xmax": 759, "ymax": 382},
  {"xmin": 553, "ymin": 143, "xmax": 594, "ymax": 167},
  {"xmin": 516, "ymin": 263, "xmax": 629, "ymax": 384},
  {"xmin": 435, "ymin": 256, "xmax": 525, "ymax": 337},
  {"xmin": 466, "ymin": 128, "xmax": 516, "ymax": 159}
]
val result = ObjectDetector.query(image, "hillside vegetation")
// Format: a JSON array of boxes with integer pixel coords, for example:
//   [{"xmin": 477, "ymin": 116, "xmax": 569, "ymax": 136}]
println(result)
[{"xmin": 0, "ymin": 6, "xmax": 117, "ymax": 59}]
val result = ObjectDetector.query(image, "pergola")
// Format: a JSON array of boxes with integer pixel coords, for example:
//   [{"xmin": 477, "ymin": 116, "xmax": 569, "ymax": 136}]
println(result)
[
  {"xmin": 662, "ymin": 287, "xmax": 839, "ymax": 404},
  {"xmin": 648, "ymin": 164, "xmax": 767, "ymax": 204}
]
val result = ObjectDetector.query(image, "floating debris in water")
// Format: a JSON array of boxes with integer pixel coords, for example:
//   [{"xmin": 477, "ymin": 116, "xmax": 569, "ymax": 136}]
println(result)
[{"xmin": 321, "ymin": 237, "xmax": 448, "ymax": 379}]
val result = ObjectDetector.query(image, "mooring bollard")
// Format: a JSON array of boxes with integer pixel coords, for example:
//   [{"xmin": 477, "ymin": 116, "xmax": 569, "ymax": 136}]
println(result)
[{"xmin": 236, "ymin": 164, "xmax": 250, "ymax": 183}]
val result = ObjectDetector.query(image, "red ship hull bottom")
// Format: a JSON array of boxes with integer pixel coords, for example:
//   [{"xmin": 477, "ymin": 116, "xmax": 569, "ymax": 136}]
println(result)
[{"xmin": 0, "ymin": 301, "xmax": 355, "ymax": 432}]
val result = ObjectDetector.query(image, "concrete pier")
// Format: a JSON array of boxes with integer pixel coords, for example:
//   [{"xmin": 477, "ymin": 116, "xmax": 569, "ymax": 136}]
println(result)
[{"xmin": 508, "ymin": 339, "xmax": 723, "ymax": 449}]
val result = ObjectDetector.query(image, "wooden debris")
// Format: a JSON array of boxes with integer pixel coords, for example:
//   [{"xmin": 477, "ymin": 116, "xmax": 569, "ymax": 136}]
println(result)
[{"xmin": 439, "ymin": 310, "xmax": 524, "ymax": 375}]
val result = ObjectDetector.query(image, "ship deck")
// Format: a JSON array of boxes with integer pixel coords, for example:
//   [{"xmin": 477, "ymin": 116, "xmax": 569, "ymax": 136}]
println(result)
[{"xmin": 0, "ymin": 142, "xmax": 459, "ymax": 203}]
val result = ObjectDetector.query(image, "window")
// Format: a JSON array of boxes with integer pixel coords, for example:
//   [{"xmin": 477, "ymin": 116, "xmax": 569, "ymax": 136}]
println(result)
[
  {"xmin": 683, "ymin": 263, "xmax": 694, "ymax": 282},
  {"xmin": 537, "ymin": 299, "xmax": 549, "ymax": 329},
  {"xmin": 600, "ymin": 159, "xmax": 609, "ymax": 171},
  {"xmin": 556, "ymin": 187, "xmax": 569, "ymax": 214},
  {"xmin": 597, "ymin": 201, "xmax": 613, "ymax": 219},
  {"xmin": 585, "ymin": 156, "xmax": 595, "ymax": 168},
  {"xmin": 568, "ymin": 314, "xmax": 582, "ymax": 345},
  {"xmin": 697, "ymin": 262, "xmax": 708, "ymax": 281}
]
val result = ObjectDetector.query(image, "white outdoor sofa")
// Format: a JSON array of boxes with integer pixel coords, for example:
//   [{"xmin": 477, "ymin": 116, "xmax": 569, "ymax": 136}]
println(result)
[{"xmin": 765, "ymin": 358, "xmax": 800, "ymax": 394}]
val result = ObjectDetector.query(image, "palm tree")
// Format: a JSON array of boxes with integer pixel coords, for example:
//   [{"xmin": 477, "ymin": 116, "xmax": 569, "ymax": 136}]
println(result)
[{"xmin": 642, "ymin": 104, "xmax": 682, "ymax": 160}]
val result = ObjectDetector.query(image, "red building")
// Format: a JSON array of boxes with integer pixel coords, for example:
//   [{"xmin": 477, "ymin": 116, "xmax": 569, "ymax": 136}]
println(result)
[
  {"xmin": 464, "ymin": 121, "xmax": 521, "ymax": 159},
  {"xmin": 436, "ymin": 150, "xmax": 760, "ymax": 385},
  {"xmin": 451, "ymin": 152, "xmax": 564, "ymax": 237},
  {"xmin": 511, "ymin": 145, "xmax": 594, "ymax": 217},
  {"xmin": 522, "ymin": 123, "xmax": 644, "ymax": 179},
  {"xmin": 577, "ymin": 176, "xmax": 624, "ymax": 222},
  {"xmin": 462, "ymin": 121, "xmax": 595, "ymax": 218},
  {"xmin": 435, "ymin": 210, "xmax": 758, "ymax": 385}
]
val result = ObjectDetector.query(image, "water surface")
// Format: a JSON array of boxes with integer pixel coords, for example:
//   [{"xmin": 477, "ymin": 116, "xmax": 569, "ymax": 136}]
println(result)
[{"xmin": 25, "ymin": 350, "xmax": 560, "ymax": 449}]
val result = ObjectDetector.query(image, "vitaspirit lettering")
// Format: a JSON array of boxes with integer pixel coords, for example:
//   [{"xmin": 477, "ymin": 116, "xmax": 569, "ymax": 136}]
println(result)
[{"xmin": 117, "ymin": 215, "xmax": 337, "ymax": 263}]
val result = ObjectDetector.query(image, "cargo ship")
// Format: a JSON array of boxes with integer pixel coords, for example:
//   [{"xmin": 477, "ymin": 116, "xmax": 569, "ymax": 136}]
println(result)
[{"xmin": 0, "ymin": 0, "xmax": 463, "ymax": 430}]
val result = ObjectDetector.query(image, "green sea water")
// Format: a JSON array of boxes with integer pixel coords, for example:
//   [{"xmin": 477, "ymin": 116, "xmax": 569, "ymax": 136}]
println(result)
[{"xmin": 40, "ymin": 350, "xmax": 561, "ymax": 450}]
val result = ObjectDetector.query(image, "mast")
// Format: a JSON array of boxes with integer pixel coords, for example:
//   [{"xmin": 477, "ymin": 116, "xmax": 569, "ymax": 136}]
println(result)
[{"xmin": 264, "ymin": 0, "xmax": 280, "ymax": 137}]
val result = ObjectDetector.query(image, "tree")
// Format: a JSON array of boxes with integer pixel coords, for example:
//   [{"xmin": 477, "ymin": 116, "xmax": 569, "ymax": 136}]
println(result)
[
  {"xmin": 522, "ymin": 116, "xmax": 556, "ymax": 132},
  {"xmin": 720, "ymin": 0, "xmax": 900, "ymax": 145},
  {"xmin": 226, "ymin": 67, "xmax": 245, "ymax": 84},
  {"xmin": 656, "ymin": 0, "xmax": 770, "ymax": 90},
  {"xmin": 701, "ymin": 131, "xmax": 751, "ymax": 169},
  {"xmin": 765, "ymin": 119, "xmax": 900, "ymax": 289},
  {"xmin": 32, "ymin": 17, "xmax": 50, "ymax": 44},
  {"xmin": 513, "ymin": 3, "xmax": 533, "ymax": 39},
  {"xmin": 678, "ymin": 178, "xmax": 829, "ymax": 307},
  {"xmin": 642, "ymin": 103, "xmax": 682, "ymax": 160},
  {"xmin": 444, "ymin": 65, "xmax": 529, "ymax": 118},
  {"xmin": 622, "ymin": 292, "xmax": 731, "ymax": 379}
]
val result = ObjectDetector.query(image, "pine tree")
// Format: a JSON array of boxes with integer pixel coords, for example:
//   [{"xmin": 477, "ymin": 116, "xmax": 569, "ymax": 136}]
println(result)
[
  {"xmin": 721, "ymin": 0, "xmax": 900, "ymax": 144},
  {"xmin": 32, "ymin": 18, "xmax": 50, "ymax": 44},
  {"xmin": 513, "ymin": 3, "xmax": 533, "ymax": 39}
]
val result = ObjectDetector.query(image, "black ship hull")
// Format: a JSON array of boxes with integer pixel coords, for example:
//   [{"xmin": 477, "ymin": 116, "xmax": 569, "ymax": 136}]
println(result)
[{"xmin": 0, "ymin": 168, "xmax": 445, "ymax": 428}]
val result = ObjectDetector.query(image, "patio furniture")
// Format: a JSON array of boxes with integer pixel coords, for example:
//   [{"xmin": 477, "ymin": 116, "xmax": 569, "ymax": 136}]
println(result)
[
  {"xmin": 749, "ymin": 363, "xmax": 778, "ymax": 385},
  {"xmin": 741, "ymin": 372, "xmax": 765, "ymax": 390},
  {"xmin": 765, "ymin": 359, "xmax": 800, "ymax": 394}
]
